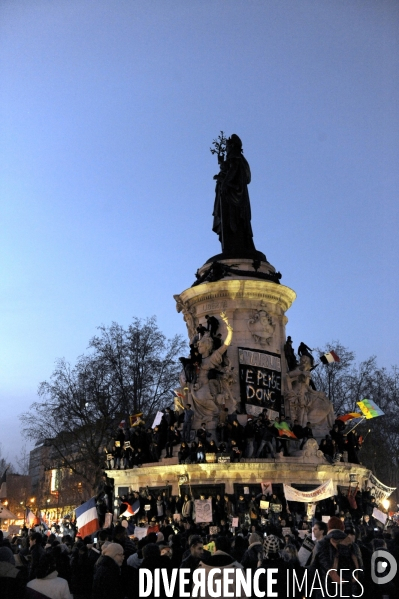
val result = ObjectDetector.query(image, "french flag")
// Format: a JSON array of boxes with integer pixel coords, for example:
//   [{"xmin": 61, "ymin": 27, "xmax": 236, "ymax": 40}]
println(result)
[
  {"xmin": 121, "ymin": 499, "xmax": 140, "ymax": 518},
  {"xmin": 320, "ymin": 350, "xmax": 340, "ymax": 364},
  {"xmin": 76, "ymin": 497, "xmax": 99, "ymax": 538}
]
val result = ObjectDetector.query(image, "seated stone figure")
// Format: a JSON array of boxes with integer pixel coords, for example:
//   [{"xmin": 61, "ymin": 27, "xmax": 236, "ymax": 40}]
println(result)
[
  {"xmin": 285, "ymin": 355, "xmax": 335, "ymax": 437},
  {"xmin": 177, "ymin": 312, "xmax": 235, "ymax": 432}
]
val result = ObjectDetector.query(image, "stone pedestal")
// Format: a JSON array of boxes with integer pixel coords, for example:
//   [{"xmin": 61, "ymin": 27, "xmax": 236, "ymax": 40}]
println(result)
[
  {"xmin": 174, "ymin": 258, "xmax": 296, "ymax": 423},
  {"xmin": 108, "ymin": 258, "xmax": 364, "ymax": 509},
  {"xmin": 108, "ymin": 450, "xmax": 370, "ymax": 499}
]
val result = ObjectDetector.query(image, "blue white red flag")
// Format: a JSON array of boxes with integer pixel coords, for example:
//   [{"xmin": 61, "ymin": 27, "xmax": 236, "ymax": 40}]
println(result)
[
  {"xmin": 75, "ymin": 497, "xmax": 99, "ymax": 538},
  {"xmin": 121, "ymin": 499, "xmax": 140, "ymax": 517},
  {"xmin": 39, "ymin": 511, "xmax": 49, "ymax": 530}
]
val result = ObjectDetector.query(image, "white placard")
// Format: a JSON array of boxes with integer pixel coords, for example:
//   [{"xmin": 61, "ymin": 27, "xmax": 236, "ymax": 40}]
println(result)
[
  {"xmin": 152, "ymin": 411, "xmax": 164, "ymax": 428},
  {"xmin": 133, "ymin": 526, "xmax": 148, "ymax": 539},
  {"xmin": 195, "ymin": 499, "xmax": 213, "ymax": 523}
]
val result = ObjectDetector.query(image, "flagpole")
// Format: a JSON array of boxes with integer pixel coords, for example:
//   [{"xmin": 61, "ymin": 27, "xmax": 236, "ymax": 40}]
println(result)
[{"xmin": 343, "ymin": 416, "xmax": 366, "ymax": 436}]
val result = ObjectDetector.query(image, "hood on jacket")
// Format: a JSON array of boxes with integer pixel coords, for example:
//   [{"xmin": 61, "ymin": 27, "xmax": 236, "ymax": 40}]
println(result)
[{"xmin": 199, "ymin": 550, "xmax": 243, "ymax": 569}]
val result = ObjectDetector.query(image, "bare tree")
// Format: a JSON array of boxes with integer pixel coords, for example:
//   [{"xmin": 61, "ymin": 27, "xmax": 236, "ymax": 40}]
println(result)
[
  {"xmin": 15, "ymin": 445, "xmax": 30, "ymax": 476},
  {"xmin": 312, "ymin": 342, "xmax": 399, "ymax": 500},
  {"xmin": 20, "ymin": 317, "xmax": 185, "ymax": 489}
]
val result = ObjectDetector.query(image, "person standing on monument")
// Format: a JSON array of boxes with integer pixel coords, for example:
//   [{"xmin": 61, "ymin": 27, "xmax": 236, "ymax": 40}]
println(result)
[{"xmin": 182, "ymin": 404, "xmax": 194, "ymax": 443}]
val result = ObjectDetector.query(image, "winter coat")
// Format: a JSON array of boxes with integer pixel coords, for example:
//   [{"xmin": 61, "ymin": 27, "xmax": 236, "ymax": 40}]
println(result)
[
  {"xmin": 195, "ymin": 550, "xmax": 245, "ymax": 599},
  {"xmin": 0, "ymin": 560, "xmax": 26, "ymax": 599},
  {"xmin": 92, "ymin": 555, "xmax": 124, "ymax": 599},
  {"xmin": 182, "ymin": 499, "xmax": 193, "ymax": 519},
  {"xmin": 240, "ymin": 541, "xmax": 263, "ymax": 572},
  {"xmin": 28, "ymin": 543, "xmax": 46, "ymax": 581},
  {"xmin": 26, "ymin": 571, "xmax": 72, "ymax": 599}
]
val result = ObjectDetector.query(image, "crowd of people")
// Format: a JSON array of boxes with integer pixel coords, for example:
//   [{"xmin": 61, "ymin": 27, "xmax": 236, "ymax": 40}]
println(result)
[
  {"xmin": 1, "ymin": 506, "xmax": 398, "ymax": 599},
  {"xmin": 103, "ymin": 407, "xmax": 363, "ymax": 468}
]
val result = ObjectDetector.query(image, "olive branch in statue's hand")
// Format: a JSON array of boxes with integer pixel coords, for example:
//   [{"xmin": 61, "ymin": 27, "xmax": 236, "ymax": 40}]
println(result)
[{"xmin": 210, "ymin": 131, "xmax": 227, "ymax": 161}]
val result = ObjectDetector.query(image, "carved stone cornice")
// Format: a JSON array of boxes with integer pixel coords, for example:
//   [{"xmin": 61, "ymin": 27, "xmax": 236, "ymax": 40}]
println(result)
[{"xmin": 177, "ymin": 280, "xmax": 296, "ymax": 313}]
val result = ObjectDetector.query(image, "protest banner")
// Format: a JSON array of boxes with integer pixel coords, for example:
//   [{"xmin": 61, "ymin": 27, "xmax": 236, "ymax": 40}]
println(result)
[{"xmin": 283, "ymin": 479, "xmax": 335, "ymax": 503}]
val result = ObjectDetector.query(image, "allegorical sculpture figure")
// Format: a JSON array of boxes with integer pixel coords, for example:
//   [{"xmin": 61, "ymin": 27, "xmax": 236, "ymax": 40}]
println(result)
[
  {"xmin": 174, "ymin": 312, "xmax": 237, "ymax": 430},
  {"xmin": 285, "ymin": 355, "xmax": 335, "ymax": 434},
  {"xmin": 211, "ymin": 132, "xmax": 256, "ymax": 256}
]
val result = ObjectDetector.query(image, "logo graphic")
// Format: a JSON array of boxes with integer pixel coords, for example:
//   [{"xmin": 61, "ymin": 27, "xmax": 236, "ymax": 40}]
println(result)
[{"xmin": 371, "ymin": 549, "xmax": 397, "ymax": 585}]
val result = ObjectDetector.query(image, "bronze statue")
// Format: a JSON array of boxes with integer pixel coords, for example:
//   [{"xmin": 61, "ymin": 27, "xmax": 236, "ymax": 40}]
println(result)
[{"xmin": 211, "ymin": 133, "xmax": 256, "ymax": 256}]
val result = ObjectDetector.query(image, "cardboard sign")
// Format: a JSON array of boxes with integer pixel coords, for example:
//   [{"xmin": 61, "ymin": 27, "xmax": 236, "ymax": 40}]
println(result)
[
  {"xmin": 231, "ymin": 517, "xmax": 239, "ymax": 528},
  {"xmin": 194, "ymin": 499, "xmax": 213, "ymax": 523},
  {"xmin": 103, "ymin": 513, "xmax": 112, "ymax": 529},
  {"xmin": 144, "ymin": 504, "xmax": 151, "ymax": 511},
  {"xmin": 133, "ymin": 527, "xmax": 147, "ymax": 540},
  {"xmin": 209, "ymin": 526, "xmax": 219, "ymax": 535},
  {"xmin": 243, "ymin": 487, "xmax": 250, "ymax": 495},
  {"xmin": 205, "ymin": 453, "xmax": 216, "ymax": 463},
  {"xmin": 261, "ymin": 482, "xmax": 273, "ymax": 496},
  {"xmin": 151, "ymin": 411, "xmax": 164, "ymax": 429},
  {"xmin": 297, "ymin": 536, "xmax": 315, "ymax": 566},
  {"xmin": 260, "ymin": 500, "xmax": 269, "ymax": 510}
]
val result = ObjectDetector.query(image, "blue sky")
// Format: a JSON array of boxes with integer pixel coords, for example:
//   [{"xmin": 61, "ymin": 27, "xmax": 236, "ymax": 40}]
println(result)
[{"xmin": 1, "ymin": 1, "xmax": 398, "ymax": 464}]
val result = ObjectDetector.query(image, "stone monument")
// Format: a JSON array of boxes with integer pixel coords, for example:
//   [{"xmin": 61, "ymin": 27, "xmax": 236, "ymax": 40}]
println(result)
[
  {"xmin": 174, "ymin": 132, "xmax": 334, "ymax": 441},
  {"xmin": 109, "ymin": 134, "xmax": 371, "ymax": 500}
]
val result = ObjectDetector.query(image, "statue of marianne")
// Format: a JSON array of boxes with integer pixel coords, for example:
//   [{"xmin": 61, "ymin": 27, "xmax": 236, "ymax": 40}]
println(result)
[{"xmin": 212, "ymin": 134, "xmax": 256, "ymax": 256}]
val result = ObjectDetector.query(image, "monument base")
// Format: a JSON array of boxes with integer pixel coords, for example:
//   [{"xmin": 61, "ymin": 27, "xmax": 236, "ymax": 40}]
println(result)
[{"xmin": 107, "ymin": 440, "xmax": 369, "ymax": 501}]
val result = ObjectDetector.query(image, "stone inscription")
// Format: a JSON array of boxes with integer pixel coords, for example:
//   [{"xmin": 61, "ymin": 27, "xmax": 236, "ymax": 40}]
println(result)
[
  {"xmin": 238, "ymin": 348, "xmax": 281, "ymax": 371},
  {"xmin": 202, "ymin": 301, "xmax": 228, "ymax": 312}
]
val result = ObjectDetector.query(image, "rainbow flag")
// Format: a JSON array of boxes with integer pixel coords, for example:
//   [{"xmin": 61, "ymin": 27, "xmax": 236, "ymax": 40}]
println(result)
[
  {"xmin": 274, "ymin": 421, "xmax": 297, "ymax": 439},
  {"xmin": 356, "ymin": 399, "xmax": 384, "ymax": 420},
  {"xmin": 336, "ymin": 412, "xmax": 362, "ymax": 423}
]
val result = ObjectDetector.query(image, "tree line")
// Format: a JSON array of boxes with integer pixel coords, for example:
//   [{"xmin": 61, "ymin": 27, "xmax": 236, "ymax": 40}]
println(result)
[{"xmin": 20, "ymin": 317, "xmax": 186, "ymax": 488}]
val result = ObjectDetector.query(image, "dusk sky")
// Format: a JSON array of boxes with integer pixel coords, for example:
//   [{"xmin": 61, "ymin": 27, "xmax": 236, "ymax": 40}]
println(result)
[{"xmin": 1, "ymin": 1, "xmax": 398, "ymax": 465}]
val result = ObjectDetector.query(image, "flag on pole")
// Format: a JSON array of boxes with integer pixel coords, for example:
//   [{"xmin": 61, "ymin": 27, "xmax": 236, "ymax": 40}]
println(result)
[
  {"xmin": 0, "ymin": 468, "xmax": 8, "ymax": 499},
  {"xmin": 336, "ymin": 412, "xmax": 362, "ymax": 423},
  {"xmin": 357, "ymin": 399, "xmax": 384, "ymax": 419},
  {"xmin": 75, "ymin": 497, "xmax": 99, "ymax": 538},
  {"xmin": 120, "ymin": 499, "xmax": 140, "ymax": 518},
  {"xmin": 274, "ymin": 421, "xmax": 297, "ymax": 439},
  {"xmin": 320, "ymin": 351, "xmax": 340, "ymax": 364},
  {"xmin": 26, "ymin": 508, "xmax": 36, "ymax": 527},
  {"xmin": 39, "ymin": 512, "xmax": 49, "ymax": 530}
]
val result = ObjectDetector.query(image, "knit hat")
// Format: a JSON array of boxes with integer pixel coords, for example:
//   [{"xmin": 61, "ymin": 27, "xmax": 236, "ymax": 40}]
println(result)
[
  {"xmin": 102, "ymin": 542, "xmax": 124, "ymax": 562},
  {"xmin": 263, "ymin": 534, "xmax": 280, "ymax": 557},
  {"xmin": 327, "ymin": 516, "xmax": 345, "ymax": 532},
  {"xmin": 0, "ymin": 547, "xmax": 15, "ymax": 564}
]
